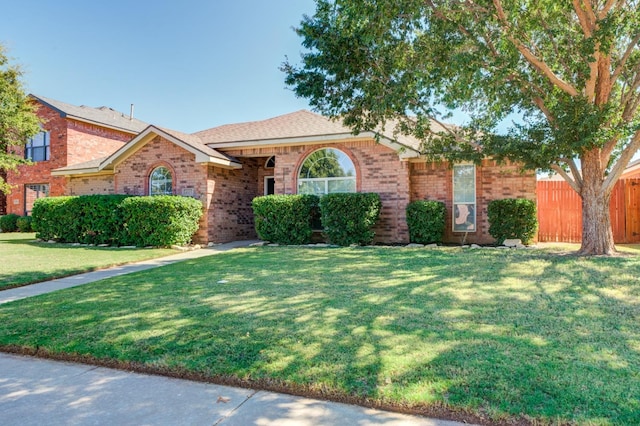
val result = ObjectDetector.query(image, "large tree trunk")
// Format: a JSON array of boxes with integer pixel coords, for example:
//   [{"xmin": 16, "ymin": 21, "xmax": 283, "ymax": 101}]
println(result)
[{"xmin": 578, "ymin": 152, "xmax": 616, "ymax": 256}]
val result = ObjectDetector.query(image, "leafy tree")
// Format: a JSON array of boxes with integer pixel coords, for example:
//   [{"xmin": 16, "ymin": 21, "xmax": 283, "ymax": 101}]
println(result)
[
  {"xmin": 0, "ymin": 43, "xmax": 41, "ymax": 194},
  {"xmin": 283, "ymin": 0, "xmax": 640, "ymax": 255}
]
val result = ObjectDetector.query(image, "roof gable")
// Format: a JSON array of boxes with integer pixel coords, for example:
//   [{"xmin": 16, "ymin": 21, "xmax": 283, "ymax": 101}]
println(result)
[{"xmin": 52, "ymin": 126, "xmax": 241, "ymax": 176}]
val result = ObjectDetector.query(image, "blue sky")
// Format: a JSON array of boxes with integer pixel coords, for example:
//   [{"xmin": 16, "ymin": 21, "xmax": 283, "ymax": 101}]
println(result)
[{"xmin": 1, "ymin": 0, "xmax": 317, "ymax": 133}]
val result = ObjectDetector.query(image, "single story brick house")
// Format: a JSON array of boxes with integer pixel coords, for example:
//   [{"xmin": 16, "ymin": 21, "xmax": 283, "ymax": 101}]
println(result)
[{"xmin": 46, "ymin": 103, "xmax": 536, "ymax": 245}]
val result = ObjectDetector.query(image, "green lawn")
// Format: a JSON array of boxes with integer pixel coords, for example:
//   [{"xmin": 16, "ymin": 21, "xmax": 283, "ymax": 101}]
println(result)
[
  {"xmin": 0, "ymin": 233, "xmax": 175, "ymax": 289},
  {"xmin": 0, "ymin": 245, "xmax": 638, "ymax": 425}
]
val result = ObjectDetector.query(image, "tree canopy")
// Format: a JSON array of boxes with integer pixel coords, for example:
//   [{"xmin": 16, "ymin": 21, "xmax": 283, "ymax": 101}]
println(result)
[
  {"xmin": 0, "ymin": 43, "xmax": 41, "ymax": 194},
  {"xmin": 283, "ymin": 0, "xmax": 640, "ymax": 255}
]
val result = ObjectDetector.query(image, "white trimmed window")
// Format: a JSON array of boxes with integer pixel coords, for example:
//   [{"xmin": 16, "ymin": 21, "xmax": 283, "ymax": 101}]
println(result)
[
  {"xmin": 149, "ymin": 166, "xmax": 173, "ymax": 195},
  {"xmin": 453, "ymin": 164, "xmax": 476, "ymax": 232},
  {"xmin": 25, "ymin": 131, "xmax": 50, "ymax": 162},
  {"xmin": 25, "ymin": 183, "xmax": 49, "ymax": 215},
  {"xmin": 298, "ymin": 148, "xmax": 356, "ymax": 195}
]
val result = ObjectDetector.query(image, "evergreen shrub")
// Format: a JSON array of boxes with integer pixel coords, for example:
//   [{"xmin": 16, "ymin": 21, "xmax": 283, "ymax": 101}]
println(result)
[
  {"xmin": 16, "ymin": 216, "xmax": 33, "ymax": 233},
  {"xmin": 0, "ymin": 214, "xmax": 20, "ymax": 232},
  {"xmin": 319, "ymin": 192, "xmax": 381, "ymax": 246},
  {"xmin": 32, "ymin": 195, "xmax": 203, "ymax": 246},
  {"xmin": 252, "ymin": 194, "xmax": 319, "ymax": 245},
  {"xmin": 406, "ymin": 200, "xmax": 446, "ymax": 244},
  {"xmin": 487, "ymin": 198, "xmax": 538, "ymax": 245}
]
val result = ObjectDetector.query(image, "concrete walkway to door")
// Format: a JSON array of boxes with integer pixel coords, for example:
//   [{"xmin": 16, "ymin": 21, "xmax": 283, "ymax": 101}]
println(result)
[{"xmin": 0, "ymin": 240, "xmax": 258, "ymax": 305}]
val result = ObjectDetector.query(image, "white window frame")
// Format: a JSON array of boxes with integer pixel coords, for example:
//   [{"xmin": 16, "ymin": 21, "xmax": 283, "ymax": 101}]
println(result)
[
  {"xmin": 24, "ymin": 183, "xmax": 50, "ymax": 215},
  {"xmin": 149, "ymin": 166, "xmax": 173, "ymax": 196},
  {"xmin": 452, "ymin": 164, "xmax": 476, "ymax": 232},
  {"xmin": 265, "ymin": 156, "xmax": 275, "ymax": 168},
  {"xmin": 297, "ymin": 148, "xmax": 356, "ymax": 196}
]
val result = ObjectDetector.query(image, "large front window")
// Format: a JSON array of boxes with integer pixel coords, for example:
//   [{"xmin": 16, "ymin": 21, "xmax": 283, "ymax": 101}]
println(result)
[
  {"xmin": 25, "ymin": 131, "xmax": 50, "ymax": 162},
  {"xmin": 149, "ymin": 167, "xmax": 173, "ymax": 195},
  {"xmin": 298, "ymin": 148, "xmax": 356, "ymax": 195},
  {"xmin": 453, "ymin": 164, "xmax": 476, "ymax": 232}
]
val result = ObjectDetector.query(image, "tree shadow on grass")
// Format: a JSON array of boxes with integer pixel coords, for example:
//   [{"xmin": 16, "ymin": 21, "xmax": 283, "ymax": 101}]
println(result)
[{"xmin": 0, "ymin": 247, "xmax": 638, "ymax": 424}]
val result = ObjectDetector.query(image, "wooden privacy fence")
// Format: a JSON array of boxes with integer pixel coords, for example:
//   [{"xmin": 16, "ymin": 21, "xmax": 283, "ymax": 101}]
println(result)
[{"xmin": 537, "ymin": 179, "xmax": 640, "ymax": 243}]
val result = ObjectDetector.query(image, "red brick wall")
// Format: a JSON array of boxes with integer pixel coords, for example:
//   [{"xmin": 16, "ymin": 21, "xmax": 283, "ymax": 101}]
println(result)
[
  {"xmin": 222, "ymin": 139, "xmax": 412, "ymax": 243},
  {"xmin": 0, "ymin": 171, "xmax": 6, "ymax": 215},
  {"xmin": 66, "ymin": 119, "xmax": 131, "ymax": 165},
  {"xmin": 411, "ymin": 159, "xmax": 536, "ymax": 244},
  {"xmin": 206, "ymin": 158, "xmax": 260, "ymax": 243}
]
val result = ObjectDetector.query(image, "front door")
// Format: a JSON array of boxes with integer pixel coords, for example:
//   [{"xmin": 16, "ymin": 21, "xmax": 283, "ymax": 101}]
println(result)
[{"xmin": 264, "ymin": 176, "xmax": 275, "ymax": 195}]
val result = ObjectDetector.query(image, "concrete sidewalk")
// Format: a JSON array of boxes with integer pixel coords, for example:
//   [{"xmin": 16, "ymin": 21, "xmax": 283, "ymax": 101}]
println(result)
[
  {"xmin": 0, "ymin": 240, "xmax": 258, "ymax": 305},
  {"xmin": 0, "ymin": 354, "xmax": 464, "ymax": 426},
  {"xmin": 0, "ymin": 240, "xmax": 471, "ymax": 425}
]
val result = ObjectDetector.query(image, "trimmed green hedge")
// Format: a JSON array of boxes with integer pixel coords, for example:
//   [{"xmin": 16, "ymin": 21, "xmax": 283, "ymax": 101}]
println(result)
[
  {"xmin": 488, "ymin": 198, "xmax": 538, "ymax": 245},
  {"xmin": 32, "ymin": 195, "xmax": 203, "ymax": 247},
  {"xmin": 319, "ymin": 193, "xmax": 381, "ymax": 246},
  {"xmin": 120, "ymin": 196, "xmax": 203, "ymax": 247},
  {"xmin": 252, "ymin": 194, "xmax": 320, "ymax": 245},
  {"xmin": 406, "ymin": 200, "xmax": 446, "ymax": 244},
  {"xmin": 16, "ymin": 216, "xmax": 33, "ymax": 233},
  {"xmin": 0, "ymin": 214, "xmax": 20, "ymax": 232},
  {"xmin": 31, "ymin": 196, "xmax": 76, "ymax": 241}
]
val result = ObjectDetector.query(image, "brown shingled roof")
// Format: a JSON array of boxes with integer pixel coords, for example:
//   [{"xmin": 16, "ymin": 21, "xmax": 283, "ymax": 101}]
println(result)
[
  {"xmin": 194, "ymin": 110, "xmax": 351, "ymax": 144},
  {"xmin": 194, "ymin": 110, "xmax": 454, "ymax": 154},
  {"xmin": 157, "ymin": 126, "xmax": 237, "ymax": 163},
  {"xmin": 31, "ymin": 94, "xmax": 149, "ymax": 134}
]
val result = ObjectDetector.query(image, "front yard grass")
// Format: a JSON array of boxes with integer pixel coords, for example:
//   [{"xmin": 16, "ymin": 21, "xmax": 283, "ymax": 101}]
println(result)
[
  {"xmin": 0, "ymin": 245, "xmax": 638, "ymax": 425},
  {"xmin": 0, "ymin": 233, "xmax": 175, "ymax": 289}
]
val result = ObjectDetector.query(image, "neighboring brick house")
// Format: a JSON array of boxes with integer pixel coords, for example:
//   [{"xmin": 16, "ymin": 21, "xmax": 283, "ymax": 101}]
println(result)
[
  {"xmin": 51, "ymin": 105, "xmax": 536, "ymax": 245},
  {"xmin": 2, "ymin": 95, "xmax": 148, "ymax": 216}
]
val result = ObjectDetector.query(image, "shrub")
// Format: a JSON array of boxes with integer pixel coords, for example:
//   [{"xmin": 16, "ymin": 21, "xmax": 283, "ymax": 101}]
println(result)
[
  {"xmin": 406, "ymin": 200, "xmax": 446, "ymax": 244},
  {"xmin": 32, "ymin": 195, "xmax": 202, "ymax": 246},
  {"xmin": 32, "ymin": 196, "xmax": 80, "ymax": 242},
  {"xmin": 16, "ymin": 216, "xmax": 33, "ymax": 233},
  {"xmin": 121, "ymin": 196, "xmax": 203, "ymax": 247},
  {"xmin": 319, "ymin": 193, "xmax": 381, "ymax": 246},
  {"xmin": 252, "ymin": 194, "xmax": 319, "ymax": 245},
  {"xmin": 488, "ymin": 198, "xmax": 538, "ymax": 245},
  {"xmin": 0, "ymin": 214, "xmax": 20, "ymax": 232},
  {"xmin": 74, "ymin": 195, "xmax": 131, "ymax": 245}
]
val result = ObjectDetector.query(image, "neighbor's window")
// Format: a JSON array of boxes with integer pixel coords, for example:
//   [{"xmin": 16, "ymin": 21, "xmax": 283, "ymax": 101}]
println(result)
[
  {"xmin": 298, "ymin": 148, "xmax": 356, "ymax": 195},
  {"xmin": 25, "ymin": 131, "xmax": 50, "ymax": 162},
  {"xmin": 24, "ymin": 183, "xmax": 49, "ymax": 215},
  {"xmin": 453, "ymin": 164, "xmax": 476, "ymax": 232},
  {"xmin": 149, "ymin": 166, "xmax": 173, "ymax": 195}
]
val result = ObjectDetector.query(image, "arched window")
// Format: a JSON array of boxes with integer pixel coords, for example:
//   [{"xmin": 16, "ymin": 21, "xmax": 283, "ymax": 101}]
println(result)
[
  {"xmin": 149, "ymin": 166, "xmax": 173, "ymax": 195},
  {"xmin": 298, "ymin": 148, "xmax": 356, "ymax": 195},
  {"xmin": 265, "ymin": 156, "xmax": 275, "ymax": 168}
]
